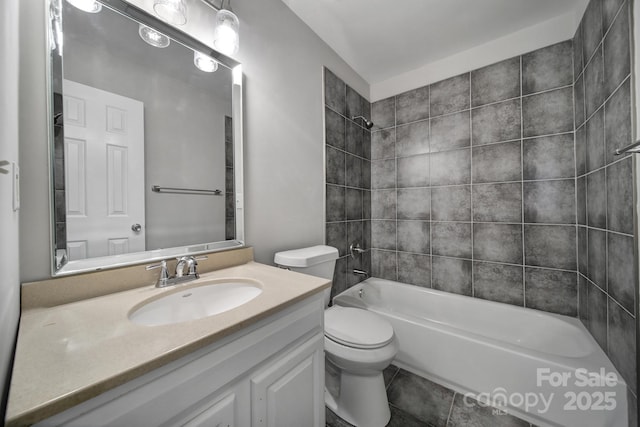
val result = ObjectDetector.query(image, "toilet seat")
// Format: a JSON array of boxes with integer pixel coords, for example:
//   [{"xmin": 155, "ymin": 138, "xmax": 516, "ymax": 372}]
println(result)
[{"xmin": 324, "ymin": 306, "xmax": 394, "ymax": 349}]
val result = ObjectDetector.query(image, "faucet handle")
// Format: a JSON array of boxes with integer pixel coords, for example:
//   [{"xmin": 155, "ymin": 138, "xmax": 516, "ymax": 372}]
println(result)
[
  {"xmin": 146, "ymin": 260, "xmax": 169, "ymax": 286},
  {"xmin": 187, "ymin": 255, "xmax": 208, "ymax": 276}
]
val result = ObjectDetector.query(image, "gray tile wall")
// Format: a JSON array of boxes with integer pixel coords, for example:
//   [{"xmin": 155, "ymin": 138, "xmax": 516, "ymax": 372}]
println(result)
[
  {"xmin": 324, "ymin": 68, "xmax": 372, "ymax": 298},
  {"xmin": 574, "ymin": 0, "xmax": 637, "ymax": 419},
  {"xmin": 370, "ymin": 40, "xmax": 579, "ymax": 317}
]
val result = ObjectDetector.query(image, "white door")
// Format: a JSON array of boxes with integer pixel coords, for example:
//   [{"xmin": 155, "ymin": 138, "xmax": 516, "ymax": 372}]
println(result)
[{"xmin": 63, "ymin": 80, "xmax": 145, "ymax": 260}]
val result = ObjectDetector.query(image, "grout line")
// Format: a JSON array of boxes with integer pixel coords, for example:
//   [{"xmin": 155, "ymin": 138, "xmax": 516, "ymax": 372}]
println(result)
[
  {"xmin": 520, "ymin": 54, "xmax": 527, "ymax": 307},
  {"xmin": 469, "ymin": 75, "xmax": 475, "ymax": 297},
  {"xmin": 572, "ymin": 35, "xmax": 581, "ymax": 318}
]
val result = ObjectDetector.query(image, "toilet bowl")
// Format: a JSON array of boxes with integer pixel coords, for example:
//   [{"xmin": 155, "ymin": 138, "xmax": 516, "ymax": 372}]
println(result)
[{"xmin": 274, "ymin": 245, "xmax": 398, "ymax": 427}]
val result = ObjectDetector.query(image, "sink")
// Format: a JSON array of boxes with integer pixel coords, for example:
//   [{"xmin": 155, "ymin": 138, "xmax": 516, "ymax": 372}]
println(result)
[{"xmin": 129, "ymin": 279, "xmax": 263, "ymax": 326}]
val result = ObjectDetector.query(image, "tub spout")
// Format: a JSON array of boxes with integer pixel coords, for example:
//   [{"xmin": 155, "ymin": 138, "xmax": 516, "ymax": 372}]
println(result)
[{"xmin": 353, "ymin": 269, "xmax": 369, "ymax": 278}]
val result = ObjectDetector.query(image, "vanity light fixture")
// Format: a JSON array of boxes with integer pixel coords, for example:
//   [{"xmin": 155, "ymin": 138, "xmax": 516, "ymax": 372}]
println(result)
[
  {"xmin": 212, "ymin": 0, "xmax": 240, "ymax": 55},
  {"xmin": 66, "ymin": 0, "xmax": 102, "ymax": 13},
  {"xmin": 194, "ymin": 51, "xmax": 219, "ymax": 72},
  {"xmin": 139, "ymin": 24, "xmax": 171, "ymax": 48},
  {"xmin": 153, "ymin": 0, "xmax": 187, "ymax": 26}
]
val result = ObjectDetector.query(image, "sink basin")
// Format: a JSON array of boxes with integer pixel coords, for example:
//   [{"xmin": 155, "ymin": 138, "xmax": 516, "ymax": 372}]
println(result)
[{"xmin": 129, "ymin": 279, "xmax": 263, "ymax": 326}]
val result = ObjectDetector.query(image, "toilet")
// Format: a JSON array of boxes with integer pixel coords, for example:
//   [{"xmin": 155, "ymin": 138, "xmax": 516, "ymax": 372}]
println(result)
[{"xmin": 274, "ymin": 245, "xmax": 398, "ymax": 427}]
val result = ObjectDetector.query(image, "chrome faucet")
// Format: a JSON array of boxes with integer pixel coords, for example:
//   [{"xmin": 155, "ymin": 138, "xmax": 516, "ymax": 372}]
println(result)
[{"xmin": 146, "ymin": 255, "xmax": 207, "ymax": 288}]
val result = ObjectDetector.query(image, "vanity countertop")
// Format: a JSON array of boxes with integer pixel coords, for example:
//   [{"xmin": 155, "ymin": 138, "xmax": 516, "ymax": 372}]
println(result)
[{"xmin": 6, "ymin": 261, "xmax": 329, "ymax": 426}]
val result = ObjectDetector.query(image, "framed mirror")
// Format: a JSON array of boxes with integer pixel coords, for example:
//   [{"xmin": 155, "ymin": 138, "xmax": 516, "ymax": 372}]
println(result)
[{"xmin": 47, "ymin": 0, "xmax": 244, "ymax": 276}]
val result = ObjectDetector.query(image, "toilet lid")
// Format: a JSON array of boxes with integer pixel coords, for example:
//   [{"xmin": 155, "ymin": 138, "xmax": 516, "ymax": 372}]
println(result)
[{"xmin": 324, "ymin": 306, "xmax": 394, "ymax": 349}]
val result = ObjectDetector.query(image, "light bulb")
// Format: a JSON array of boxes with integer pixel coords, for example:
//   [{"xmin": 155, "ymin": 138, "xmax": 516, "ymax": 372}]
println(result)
[
  {"xmin": 66, "ymin": 0, "xmax": 102, "ymax": 13},
  {"xmin": 139, "ymin": 24, "xmax": 170, "ymax": 48},
  {"xmin": 213, "ymin": 9, "xmax": 239, "ymax": 55},
  {"xmin": 194, "ymin": 52, "xmax": 219, "ymax": 73},
  {"xmin": 153, "ymin": 0, "xmax": 187, "ymax": 26}
]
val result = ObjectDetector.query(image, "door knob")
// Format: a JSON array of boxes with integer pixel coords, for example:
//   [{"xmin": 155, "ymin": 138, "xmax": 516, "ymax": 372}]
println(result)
[{"xmin": 131, "ymin": 223, "xmax": 142, "ymax": 232}]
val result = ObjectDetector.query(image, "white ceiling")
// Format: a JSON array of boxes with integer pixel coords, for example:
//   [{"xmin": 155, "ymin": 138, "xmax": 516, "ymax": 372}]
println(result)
[{"xmin": 282, "ymin": 0, "xmax": 588, "ymax": 87}]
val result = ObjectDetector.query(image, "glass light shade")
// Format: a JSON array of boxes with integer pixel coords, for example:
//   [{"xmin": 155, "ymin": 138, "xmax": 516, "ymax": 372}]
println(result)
[
  {"xmin": 194, "ymin": 52, "xmax": 219, "ymax": 73},
  {"xmin": 153, "ymin": 0, "xmax": 187, "ymax": 26},
  {"xmin": 213, "ymin": 9, "xmax": 239, "ymax": 55},
  {"xmin": 138, "ymin": 24, "xmax": 170, "ymax": 48},
  {"xmin": 66, "ymin": 0, "xmax": 102, "ymax": 13}
]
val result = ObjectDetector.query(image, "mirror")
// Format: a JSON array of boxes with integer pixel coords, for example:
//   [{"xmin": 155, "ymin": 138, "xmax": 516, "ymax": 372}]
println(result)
[{"xmin": 48, "ymin": 0, "xmax": 244, "ymax": 276}]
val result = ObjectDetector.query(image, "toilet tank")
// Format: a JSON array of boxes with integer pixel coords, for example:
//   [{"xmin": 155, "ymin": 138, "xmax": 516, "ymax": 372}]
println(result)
[{"xmin": 274, "ymin": 245, "xmax": 339, "ymax": 280}]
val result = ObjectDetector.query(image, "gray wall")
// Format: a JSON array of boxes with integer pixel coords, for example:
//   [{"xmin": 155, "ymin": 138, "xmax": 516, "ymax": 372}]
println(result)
[
  {"xmin": 63, "ymin": 4, "xmax": 230, "ymax": 250},
  {"xmin": 19, "ymin": 0, "xmax": 368, "ymax": 281},
  {"xmin": 369, "ymin": 41, "xmax": 579, "ymax": 316},
  {"xmin": 574, "ymin": 0, "xmax": 637, "ymax": 417},
  {"xmin": 324, "ymin": 68, "xmax": 372, "ymax": 297},
  {"xmin": 0, "ymin": 0, "xmax": 21, "ymax": 416}
]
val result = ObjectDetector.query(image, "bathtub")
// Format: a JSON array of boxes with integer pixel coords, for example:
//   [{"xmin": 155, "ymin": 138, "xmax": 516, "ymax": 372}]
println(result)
[{"xmin": 332, "ymin": 278, "xmax": 627, "ymax": 427}]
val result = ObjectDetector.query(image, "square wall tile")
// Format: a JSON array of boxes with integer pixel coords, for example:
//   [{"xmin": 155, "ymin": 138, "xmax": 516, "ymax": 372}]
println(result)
[
  {"xmin": 577, "ymin": 176, "xmax": 586, "ymax": 225},
  {"xmin": 345, "ymin": 154, "xmax": 363, "ymax": 188},
  {"xmin": 431, "ymin": 149, "xmax": 471, "ymax": 186},
  {"xmin": 473, "ymin": 223, "xmax": 523, "ymax": 264},
  {"xmin": 472, "ymin": 141, "xmax": 521, "ymax": 183},
  {"xmin": 471, "ymin": 98, "xmax": 521, "ymax": 146},
  {"xmin": 431, "ymin": 186, "xmax": 471, "ymax": 221},
  {"xmin": 432, "ymin": 222, "xmax": 472, "ymax": 258},
  {"xmin": 608, "ymin": 298, "xmax": 637, "ymax": 393},
  {"xmin": 432, "ymin": 257, "xmax": 472, "ymax": 296},
  {"xmin": 326, "ymin": 146, "xmax": 345, "ymax": 186},
  {"xmin": 396, "ymin": 120, "xmax": 430, "ymax": 157},
  {"xmin": 575, "ymin": 72, "xmax": 586, "ymax": 128},
  {"xmin": 578, "ymin": 226, "xmax": 588, "ymax": 275},
  {"xmin": 524, "ymin": 225, "xmax": 576, "ymax": 270},
  {"xmin": 397, "ymin": 188, "xmax": 431, "ymax": 220},
  {"xmin": 587, "ymin": 169, "xmax": 606, "ymax": 229},
  {"xmin": 471, "ymin": 56, "xmax": 520, "ymax": 107},
  {"xmin": 397, "ymin": 221, "xmax": 430, "ymax": 254},
  {"xmin": 345, "ymin": 188, "xmax": 363, "ymax": 220},
  {"xmin": 363, "ymin": 190, "xmax": 371, "ymax": 220},
  {"xmin": 362, "ymin": 131, "xmax": 371, "ymax": 162},
  {"xmin": 346, "ymin": 121, "xmax": 363, "ymax": 157},
  {"xmin": 473, "ymin": 262, "xmax": 524, "ymax": 306},
  {"xmin": 525, "ymin": 267, "xmax": 577, "ymax": 316},
  {"xmin": 371, "ymin": 129, "xmax": 395, "ymax": 160},
  {"xmin": 326, "ymin": 185, "xmax": 345, "ymax": 222},
  {"xmin": 522, "ymin": 40, "xmax": 573, "ymax": 95},
  {"xmin": 523, "ymin": 134, "xmax": 575, "ymax": 180},
  {"xmin": 584, "ymin": 46, "xmax": 605, "ymax": 118},
  {"xmin": 430, "ymin": 73, "xmax": 470, "ymax": 117},
  {"xmin": 371, "ymin": 249, "xmax": 397, "ymax": 281},
  {"xmin": 362, "ymin": 158, "xmax": 371, "ymax": 189},
  {"xmin": 574, "ymin": 21, "xmax": 584, "ymax": 78},
  {"xmin": 523, "ymin": 180, "xmax": 576, "ymax": 224},
  {"xmin": 345, "ymin": 85, "xmax": 362, "ymax": 119},
  {"xmin": 372, "ymin": 189, "xmax": 396, "ymax": 219},
  {"xmin": 603, "ymin": 3, "xmax": 630, "ymax": 97},
  {"xmin": 397, "ymin": 154, "xmax": 429, "ymax": 188},
  {"xmin": 372, "ymin": 220, "xmax": 397, "ymax": 250},
  {"xmin": 325, "ymin": 107, "xmax": 345, "ymax": 150},
  {"xmin": 582, "ymin": 0, "xmax": 603, "ymax": 62},
  {"xmin": 607, "ymin": 232, "xmax": 635, "ymax": 314},
  {"xmin": 430, "ymin": 111, "xmax": 470, "ymax": 152},
  {"xmin": 523, "ymin": 87, "xmax": 574, "ymax": 137},
  {"xmin": 398, "ymin": 253, "xmax": 431, "ymax": 287},
  {"xmin": 326, "ymin": 222, "xmax": 347, "ymax": 257},
  {"xmin": 607, "ymin": 157, "xmax": 634, "ymax": 235},
  {"xmin": 371, "ymin": 97, "xmax": 395, "ymax": 130},
  {"xmin": 586, "ymin": 107, "xmax": 605, "ymax": 173},
  {"xmin": 579, "ymin": 274, "xmax": 588, "ymax": 322},
  {"xmin": 396, "ymin": 85, "xmax": 429, "ymax": 125},
  {"xmin": 603, "ymin": 0, "xmax": 625, "ymax": 32},
  {"xmin": 371, "ymin": 159, "xmax": 396, "ymax": 189},
  {"xmin": 587, "ymin": 281, "xmax": 608, "ymax": 351},
  {"xmin": 588, "ymin": 227, "xmax": 607, "ymax": 289},
  {"xmin": 472, "ymin": 183, "xmax": 522, "ymax": 223},
  {"xmin": 324, "ymin": 68, "xmax": 345, "ymax": 115},
  {"xmin": 605, "ymin": 79, "xmax": 632, "ymax": 166},
  {"xmin": 576, "ymin": 125, "xmax": 587, "ymax": 176}
]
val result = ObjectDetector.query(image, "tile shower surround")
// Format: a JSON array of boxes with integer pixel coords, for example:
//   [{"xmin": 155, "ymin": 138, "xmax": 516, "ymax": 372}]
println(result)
[
  {"xmin": 369, "ymin": 41, "xmax": 578, "ymax": 317},
  {"xmin": 324, "ymin": 0, "xmax": 637, "ymax": 421}
]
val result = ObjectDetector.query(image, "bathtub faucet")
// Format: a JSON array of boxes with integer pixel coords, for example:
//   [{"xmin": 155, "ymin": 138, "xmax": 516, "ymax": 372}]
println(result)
[{"xmin": 353, "ymin": 269, "xmax": 369, "ymax": 278}]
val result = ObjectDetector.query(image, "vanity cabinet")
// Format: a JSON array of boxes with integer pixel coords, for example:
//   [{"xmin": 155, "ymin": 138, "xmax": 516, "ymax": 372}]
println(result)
[{"xmin": 35, "ymin": 294, "xmax": 325, "ymax": 427}]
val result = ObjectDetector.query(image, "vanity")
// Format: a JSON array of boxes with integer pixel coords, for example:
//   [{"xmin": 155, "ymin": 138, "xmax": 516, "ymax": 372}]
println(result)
[{"xmin": 7, "ymin": 248, "xmax": 329, "ymax": 426}]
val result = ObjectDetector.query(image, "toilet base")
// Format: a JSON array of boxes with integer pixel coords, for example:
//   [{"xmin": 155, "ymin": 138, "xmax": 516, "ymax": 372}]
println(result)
[{"xmin": 325, "ymin": 371, "xmax": 391, "ymax": 427}]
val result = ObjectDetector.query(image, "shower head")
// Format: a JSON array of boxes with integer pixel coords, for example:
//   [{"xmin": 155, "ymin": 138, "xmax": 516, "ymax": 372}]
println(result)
[{"xmin": 352, "ymin": 115, "xmax": 374, "ymax": 130}]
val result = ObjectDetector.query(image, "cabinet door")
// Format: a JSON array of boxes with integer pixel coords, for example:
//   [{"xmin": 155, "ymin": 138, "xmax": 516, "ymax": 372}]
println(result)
[
  {"xmin": 250, "ymin": 334, "xmax": 324, "ymax": 427},
  {"xmin": 181, "ymin": 393, "xmax": 235, "ymax": 427}
]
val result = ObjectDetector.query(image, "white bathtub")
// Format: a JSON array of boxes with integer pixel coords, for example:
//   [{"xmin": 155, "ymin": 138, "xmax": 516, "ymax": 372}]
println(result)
[{"xmin": 332, "ymin": 278, "xmax": 628, "ymax": 427}]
